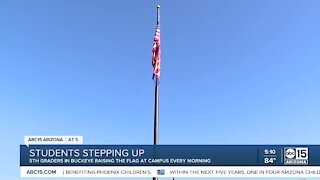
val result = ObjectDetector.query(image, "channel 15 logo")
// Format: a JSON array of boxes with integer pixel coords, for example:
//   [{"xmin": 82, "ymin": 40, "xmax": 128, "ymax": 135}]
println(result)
[{"xmin": 284, "ymin": 147, "xmax": 308, "ymax": 165}]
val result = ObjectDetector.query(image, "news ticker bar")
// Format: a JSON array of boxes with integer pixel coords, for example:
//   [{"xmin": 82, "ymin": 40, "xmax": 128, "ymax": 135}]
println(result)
[
  {"xmin": 20, "ymin": 145, "xmax": 320, "ymax": 166},
  {"xmin": 20, "ymin": 166, "xmax": 320, "ymax": 177}
]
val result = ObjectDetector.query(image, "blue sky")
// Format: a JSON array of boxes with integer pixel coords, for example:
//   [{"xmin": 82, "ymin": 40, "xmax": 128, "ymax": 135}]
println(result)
[{"xmin": 1, "ymin": 0, "xmax": 320, "ymax": 179}]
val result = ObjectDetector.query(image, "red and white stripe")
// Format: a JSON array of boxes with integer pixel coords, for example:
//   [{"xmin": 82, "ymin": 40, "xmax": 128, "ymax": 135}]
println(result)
[{"xmin": 152, "ymin": 27, "xmax": 161, "ymax": 80}]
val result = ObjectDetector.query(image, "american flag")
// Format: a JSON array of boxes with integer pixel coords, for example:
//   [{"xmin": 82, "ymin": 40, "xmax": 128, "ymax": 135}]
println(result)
[{"xmin": 152, "ymin": 26, "xmax": 161, "ymax": 82}]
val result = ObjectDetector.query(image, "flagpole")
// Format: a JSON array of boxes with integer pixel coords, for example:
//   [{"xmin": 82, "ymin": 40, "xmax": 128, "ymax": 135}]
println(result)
[
  {"xmin": 153, "ymin": 5, "xmax": 160, "ymax": 180},
  {"xmin": 154, "ymin": 78, "xmax": 159, "ymax": 146}
]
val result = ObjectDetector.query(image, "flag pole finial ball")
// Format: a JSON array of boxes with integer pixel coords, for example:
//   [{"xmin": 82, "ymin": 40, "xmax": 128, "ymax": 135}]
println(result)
[{"xmin": 157, "ymin": 5, "xmax": 160, "ymax": 8}]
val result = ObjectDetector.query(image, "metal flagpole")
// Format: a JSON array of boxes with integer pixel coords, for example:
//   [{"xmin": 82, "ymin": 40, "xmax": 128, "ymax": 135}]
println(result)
[
  {"xmin": 153, "ymin": 5, "xmax": 160, "ymax": 180},
  {"xmin": 154, "ymin": 79, "xmax": 159, "ymax": 146}
]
